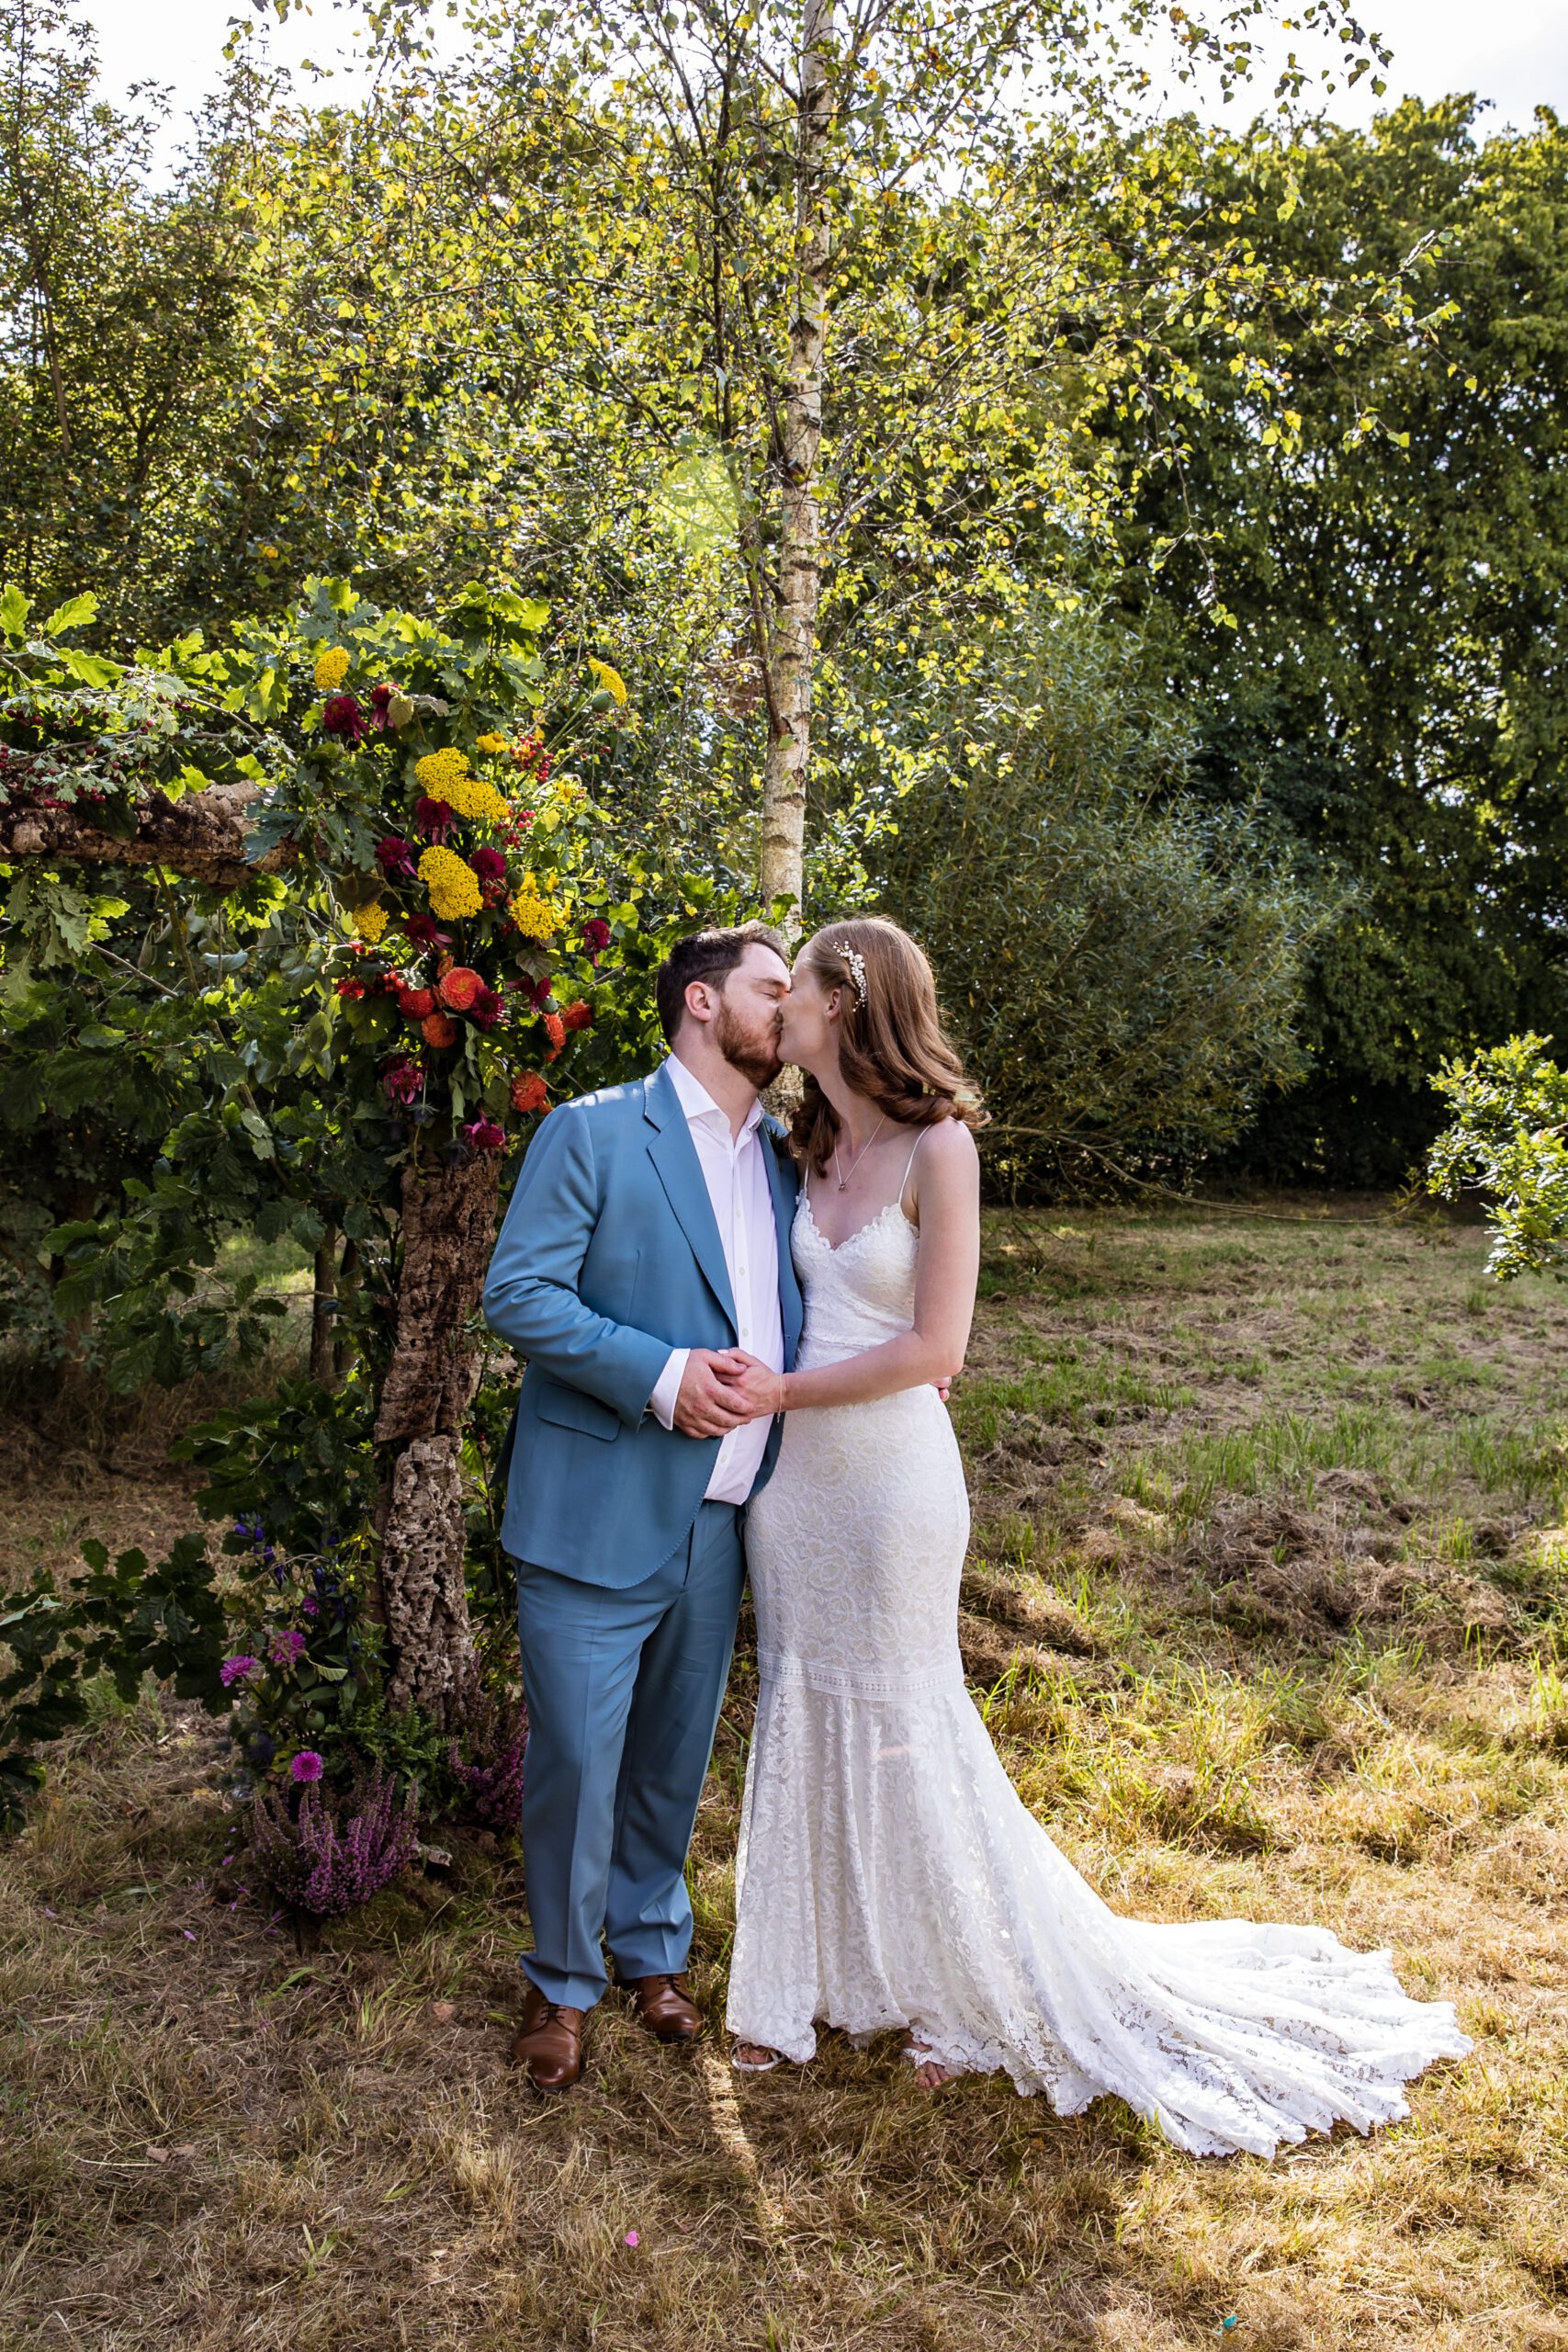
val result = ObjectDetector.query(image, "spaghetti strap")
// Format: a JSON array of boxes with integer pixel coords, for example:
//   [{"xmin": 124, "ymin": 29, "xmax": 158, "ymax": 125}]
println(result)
[{"xmin": 898, "ymin": 1127, "xmax": 926, "ymax": 1216}]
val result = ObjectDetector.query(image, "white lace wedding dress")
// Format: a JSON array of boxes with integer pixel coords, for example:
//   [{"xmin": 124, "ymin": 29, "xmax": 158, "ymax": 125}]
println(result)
[{"xmin": 728, "ymin": 1183, "xmax": 1471, "ymax": 2157}]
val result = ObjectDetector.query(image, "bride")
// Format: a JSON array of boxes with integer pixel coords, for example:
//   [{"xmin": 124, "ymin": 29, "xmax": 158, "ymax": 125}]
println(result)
[{"xmin": 715, "ymin": 914, "xmax": 1470, "ymax": 2157}]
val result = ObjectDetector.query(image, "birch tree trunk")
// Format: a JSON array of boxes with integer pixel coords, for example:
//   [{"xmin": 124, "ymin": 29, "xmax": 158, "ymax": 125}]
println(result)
[{"xmin": 758, "ymin": 0, "xmax": 836, "ymax": 922}]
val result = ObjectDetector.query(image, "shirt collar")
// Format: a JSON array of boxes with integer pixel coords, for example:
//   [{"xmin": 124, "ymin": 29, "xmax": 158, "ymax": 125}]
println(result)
[{"xmin": 664, "ymin": 1052, "xmax": 764, "ymax": 1142}]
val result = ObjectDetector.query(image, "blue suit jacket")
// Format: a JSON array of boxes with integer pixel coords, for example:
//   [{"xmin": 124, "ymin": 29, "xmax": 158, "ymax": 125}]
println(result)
[{"xmin": 480, "ymin": 1062, "xmax": 805, "ymax": 1587}]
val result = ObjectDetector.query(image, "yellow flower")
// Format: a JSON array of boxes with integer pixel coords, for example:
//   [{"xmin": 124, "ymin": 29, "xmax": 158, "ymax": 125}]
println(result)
[
  {"xmin": 415, "ymin": 746, "xmax": 472, "ymax": 798},
  {"xmin": 314, "ymin": 646, "xmax": 350, "ymax": 692},
  {"xmin": 587, "ymin": 656, "xmax": 628, "ymax": 707},
  {"xmin": 442, "ymin": 770, "xmax": 511, "ymax": 827},
  {"xmin": 352, "ymin": 900, "xmax": 389, "ymax": 943},
  {"xmin": 419, "ymin": 845, "xmax": 484, "ymax": 922},
  {"xmin": 509, "ymin": 876, "xmax": 565, "ymax": 942},
  {"xmin": 474, "ymin": 731, "xmax": 510, "ymax": 756}
]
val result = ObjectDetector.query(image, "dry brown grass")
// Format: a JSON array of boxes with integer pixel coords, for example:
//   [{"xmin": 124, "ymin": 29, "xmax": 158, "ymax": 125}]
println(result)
[{"xmin": 3, "ymin": 1196, "xmax": 1567, "ymax": 2351}]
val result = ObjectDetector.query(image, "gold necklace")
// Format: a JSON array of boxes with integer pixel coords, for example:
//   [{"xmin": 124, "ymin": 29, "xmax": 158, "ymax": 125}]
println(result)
[{"xmin": 832, "ymin": 1113, "xmax": 887, "ymax": 1193}]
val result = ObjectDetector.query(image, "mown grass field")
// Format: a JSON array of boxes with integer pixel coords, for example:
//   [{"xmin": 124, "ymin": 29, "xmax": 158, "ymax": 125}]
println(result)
[{"xmin": 3, "ymin": 1198, "xmax": 1567, "ymax": 2351}]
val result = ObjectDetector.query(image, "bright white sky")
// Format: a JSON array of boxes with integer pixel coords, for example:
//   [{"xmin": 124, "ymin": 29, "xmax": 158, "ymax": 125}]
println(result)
[{"xmin": 89, "ymin": 0, "xmax": 1568, "ymax": 153}]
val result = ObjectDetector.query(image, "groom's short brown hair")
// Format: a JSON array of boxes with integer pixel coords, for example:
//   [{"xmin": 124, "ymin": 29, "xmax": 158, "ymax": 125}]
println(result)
[{"xmin": 656, "ymin": 922, "xmax": 790, "ymax": 1044}]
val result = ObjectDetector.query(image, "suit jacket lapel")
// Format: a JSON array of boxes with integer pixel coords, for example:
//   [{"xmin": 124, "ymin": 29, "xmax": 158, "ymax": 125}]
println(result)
[
  {"xmin": 761, "ymin": 1118, "xmax": 804, "ymax": 1361},
  {"xmin": 644, "ymin": 1065, "xmax": 738, "ymax": 1333}
]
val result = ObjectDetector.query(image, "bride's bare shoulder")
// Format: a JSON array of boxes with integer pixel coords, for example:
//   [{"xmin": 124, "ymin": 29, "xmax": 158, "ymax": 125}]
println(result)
[
  {"xmin": 917, "ymin": 1115, "xmax": 979, "ymax": 1170},
  {"xmin": 908, "ymin": 1115, "xmax": 980, "ymax": 1215}
]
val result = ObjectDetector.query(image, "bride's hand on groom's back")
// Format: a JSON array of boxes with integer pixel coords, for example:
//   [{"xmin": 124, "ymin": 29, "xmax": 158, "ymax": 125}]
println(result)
[{"xmin": 672, "ymin": 1348, "xmax": 759, "ymax": 1439}]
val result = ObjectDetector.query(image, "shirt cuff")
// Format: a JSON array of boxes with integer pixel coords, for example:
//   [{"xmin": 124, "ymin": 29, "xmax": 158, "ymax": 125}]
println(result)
[{"xmin": 647, "ymin": 1348, "xmax": 689, "ymax": 1430}]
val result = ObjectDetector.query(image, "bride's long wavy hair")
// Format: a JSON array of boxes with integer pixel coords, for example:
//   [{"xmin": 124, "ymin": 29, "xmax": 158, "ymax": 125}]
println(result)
[{"xmin": 789, "ymin": 915, "xmax": 987, "ymax": 1174}]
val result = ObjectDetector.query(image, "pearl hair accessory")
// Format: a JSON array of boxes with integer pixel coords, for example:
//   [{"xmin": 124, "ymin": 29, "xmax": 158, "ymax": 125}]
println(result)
[{"xmin": 833, "ymin": 940, "xmax": 869, "ymax": 1008}]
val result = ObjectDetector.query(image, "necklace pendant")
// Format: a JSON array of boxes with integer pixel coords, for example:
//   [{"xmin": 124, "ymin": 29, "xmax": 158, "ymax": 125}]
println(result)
[{"xmin": 837, "ymin": 1178, "xmax": 849, "ymax": 1191}]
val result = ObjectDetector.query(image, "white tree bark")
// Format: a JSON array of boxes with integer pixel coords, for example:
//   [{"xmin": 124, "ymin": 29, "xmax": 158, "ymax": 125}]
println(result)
[{"xmin": 759, "ymin": 0, "xmax": 836, "ymax": 922}]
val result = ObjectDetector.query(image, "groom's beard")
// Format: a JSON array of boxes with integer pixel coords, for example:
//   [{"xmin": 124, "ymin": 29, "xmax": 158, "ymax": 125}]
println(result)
[{"xmin": 716, "ymin": 999, "xmax": 784, "ymax": 1092}]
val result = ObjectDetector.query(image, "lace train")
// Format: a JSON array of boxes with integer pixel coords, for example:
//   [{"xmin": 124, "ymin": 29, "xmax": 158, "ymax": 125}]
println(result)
[{"xmin": 729, "ymin": 1666, "xmax": 1470, "ymax": 2154}]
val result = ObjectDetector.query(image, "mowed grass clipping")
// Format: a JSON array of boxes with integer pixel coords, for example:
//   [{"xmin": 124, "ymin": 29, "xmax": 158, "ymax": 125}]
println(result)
[{"xmin": 3, "ymin": 1197, "xmax": 1567, "ymax": 2352}]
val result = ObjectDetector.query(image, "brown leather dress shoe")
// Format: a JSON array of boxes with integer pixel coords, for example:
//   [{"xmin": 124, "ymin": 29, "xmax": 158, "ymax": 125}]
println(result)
[
  {"xmin": 618, "ymin": 1971, "xmax": 704, "ymax": 2044},
  {"xmin": 510, "ymin": 1983, "xmax": 585, "ymax": 2092}
]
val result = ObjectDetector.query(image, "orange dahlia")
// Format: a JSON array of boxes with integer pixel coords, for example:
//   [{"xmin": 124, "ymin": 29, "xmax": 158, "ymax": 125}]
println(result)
[
  {"xmin": 421, "ymin": 1011, "xmax": 459, "ymax": 1049},
  {"xmin": 397, "ymin": 985, "xmax": 435, "ymax": 1021},
  {"xmin": 436, "ymin": 966, "xmax": 484, "ymax": 1013},
  {"xmin": 509, "ymin": 1072, "xmax": 550, "ymax": 1116},
  {"xmin": 561, "ymin": 1000, "xmax": 593, "ymax": 1031},
  {"xmin": 542, "ymin": 1011, "xmax": 566, "ymax": 1062}
]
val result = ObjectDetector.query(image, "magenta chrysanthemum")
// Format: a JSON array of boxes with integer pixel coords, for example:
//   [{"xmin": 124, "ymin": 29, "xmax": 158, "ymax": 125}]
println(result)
[{"xmin": 462, "ymin": 1115, "xmax": 506, "ymax": 1156}]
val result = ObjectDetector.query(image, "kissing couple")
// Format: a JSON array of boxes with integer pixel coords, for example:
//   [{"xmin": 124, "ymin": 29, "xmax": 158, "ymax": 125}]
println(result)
[{"xmin": 480, "ymin": 916, "xmax": 1468, "ymax": 2156}]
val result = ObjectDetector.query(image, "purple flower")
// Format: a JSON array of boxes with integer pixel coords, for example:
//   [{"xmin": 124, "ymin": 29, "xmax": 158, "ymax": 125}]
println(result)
[
  {"xmin": 402, "ymin": 912, "xmax": 452, "ymax": 951},
  {"xmin": 375, "ymin": 833, "xmax": 418, "ymax": 879},
  {"xmin": 300, "ymin": 1597, "xmax": 321, "ymax": 1617},
  {"xmin": 470, "ymin": 847, "xmax": 507, "ymax": 887},
  {"xmin": 581, "ymin": 916, "xmax": 611, "ymax": 960},
  {"xmin": 249, "ymin": 1766, "xmax": 420, "ymax": 1915},
  {"xmin": 413, "ymin": 795, "xmax": 455, "ymax": 842},
  {"xmin": 290, "ymin": 1750, "xmax": 324, "ymax": 1784},
  {"xmin": 268, "ymin": 1628, "xmax": 308, "ymax": 1667},
  {"xmin": 322, "ymin": 692, "xmax": 369, "ymax": 744},
  {"xmin": 461, "ymin": 1114, "xmax": 506, "ymax": 1157},
  {"xmin": 220, "ymin": 1655, "xmax": 262, "ymax": 1688},
  {"xmin": 382, "ymin": 1057, "xmax": 423, "ymax": 1105}
]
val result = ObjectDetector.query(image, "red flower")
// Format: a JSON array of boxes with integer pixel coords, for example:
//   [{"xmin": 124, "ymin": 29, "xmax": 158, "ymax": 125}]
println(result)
[
  {"xmin": 525, "ymin": 971, "xmax": 554, "ymax": 1009},
  {"xmin": 376, "ymin": 834, "xmax": 417, "ymax": 879},
  {"xmin": 581, "ymin": 917, "xmax": 611, "ymax": 959},
  {"xmin": 470, "ymin": 847, "xmax": 507, "ymax": 886},
  {"xmin": 322, "ymin": 693, "xmax": 368, "ymax": 744},
  {"xmin": 562, "ymin": 999, "xmax": 593, "ymax": 1031},
  {"xmin": 421, "ymin": 1011, "xmax": 459, "ymax": 1049},
  {"xmin": 436, "ymin": 966, "xmax": 484, "ymax": 1013},
  {"xmin": 401, "ymin": 913, "xmax": 452, "ymax": 950},
  {"xmin": 397, "ymin": 985, "xmax": 436, "ymax": 1021},
  {"xmin": 462, "ymin": 1115, "xmax": 506, "ymax": 1156},
  {"xmin": 542, "ymin": 1011, "xmax": 566, "ymax": 1062},
  {"xmin": 414, "ymin": 796, "xmax": 456, "ymax": 842},
  {"xmin": 470, "ymin": 983, "xmax": 504, "ymax": 1030},
  {"xmin": 510, "ymin": 1072, "xmax": 550, "ymax": 1116},
  {"xmin": 367, "ymin": 682, "xmax": 403, "ymax": 730},
  {"xmin": 383, "ymin": 1059, "xmax": 423, "ymax": 1104}
]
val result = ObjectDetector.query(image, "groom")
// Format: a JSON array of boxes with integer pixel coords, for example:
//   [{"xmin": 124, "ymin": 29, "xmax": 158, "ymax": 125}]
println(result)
[{"xmin": 480, "ymin": 922, "xmax": 802, "ymax": 2093}]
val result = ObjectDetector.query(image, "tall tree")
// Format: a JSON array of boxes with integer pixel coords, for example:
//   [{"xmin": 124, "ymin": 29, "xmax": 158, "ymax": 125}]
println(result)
[{"xmin": 1083, "ymin": 100, "xmax": 1568, "ymax": 1178}]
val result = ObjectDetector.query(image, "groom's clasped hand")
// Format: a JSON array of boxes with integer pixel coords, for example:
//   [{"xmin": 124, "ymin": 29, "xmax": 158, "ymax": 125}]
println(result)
[{"xmin": 671, "ymin": 1346, "xmax": 778, "ymax": 1436}]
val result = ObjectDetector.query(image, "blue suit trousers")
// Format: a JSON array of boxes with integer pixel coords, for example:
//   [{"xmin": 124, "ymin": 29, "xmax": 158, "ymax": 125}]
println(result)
[{"xmin": 513, "ymin": 1499, "xmax": 746, "ymax": 2009}]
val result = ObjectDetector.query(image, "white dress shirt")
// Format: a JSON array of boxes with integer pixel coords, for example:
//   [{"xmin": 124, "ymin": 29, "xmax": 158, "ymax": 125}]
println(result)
[{"xmin": 646, "ymin": 1053, "xmax": 784, "ymax": 1505}]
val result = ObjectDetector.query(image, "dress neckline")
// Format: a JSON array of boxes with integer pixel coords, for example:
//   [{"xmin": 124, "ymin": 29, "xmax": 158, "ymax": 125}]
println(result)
[{"xmin": 799, "ymin": 1188, "xmax": 917, "ymax": 1256}]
